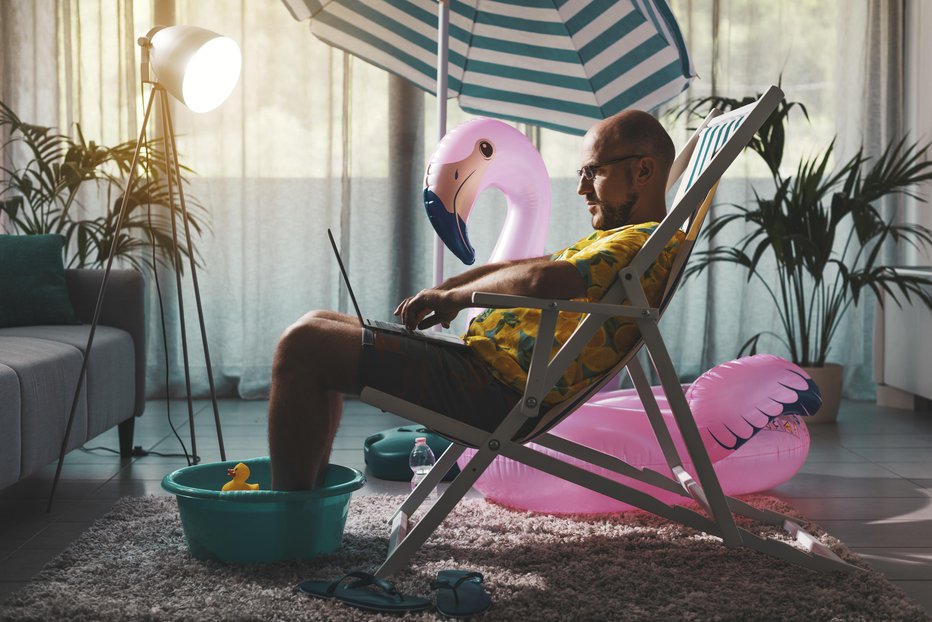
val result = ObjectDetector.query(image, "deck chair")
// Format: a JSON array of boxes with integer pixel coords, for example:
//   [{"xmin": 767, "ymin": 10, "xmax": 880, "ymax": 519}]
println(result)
[{"xmin": 361, "ymin": 85, "xmax": 861, "ymax": 577}]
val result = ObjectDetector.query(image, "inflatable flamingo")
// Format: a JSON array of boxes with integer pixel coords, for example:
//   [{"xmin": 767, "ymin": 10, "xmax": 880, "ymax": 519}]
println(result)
[
  {"xmin": 424, "ymin": 118, "xmax": 550, "ymax": 266},
  {"xmin": 468, "ymin": 355, "xmax": 816, "ymax": 514},
  {"xmin": 422, "ymin": 118, "xmax": 814, "ymax": 514}
]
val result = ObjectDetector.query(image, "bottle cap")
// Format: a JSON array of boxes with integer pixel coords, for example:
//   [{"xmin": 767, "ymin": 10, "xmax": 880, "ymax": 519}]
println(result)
[{"xmin": 415, "ymin": 437, "xmax": 427, "ymax": 444}]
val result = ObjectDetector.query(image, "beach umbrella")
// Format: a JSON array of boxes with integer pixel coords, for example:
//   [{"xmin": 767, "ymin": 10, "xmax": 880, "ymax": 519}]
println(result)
[
  {"xmin": 284, "ymin": 0, "xmax": 695, "ymax": 136},
  {"xmin": 282, "ymin": 0, "xmax": 695, "ymax": 278}
]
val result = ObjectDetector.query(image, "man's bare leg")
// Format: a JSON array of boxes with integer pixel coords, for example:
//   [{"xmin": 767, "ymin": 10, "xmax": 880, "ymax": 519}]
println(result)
[{"xmin": 268, "ymin": 310, "xmax": 362, "ymax": 490}]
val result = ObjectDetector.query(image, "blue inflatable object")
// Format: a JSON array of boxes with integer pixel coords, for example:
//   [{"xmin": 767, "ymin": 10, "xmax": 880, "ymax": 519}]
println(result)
[{"xmin": 364, "ymin": 426, "xmax": 460, "ymax": 482}]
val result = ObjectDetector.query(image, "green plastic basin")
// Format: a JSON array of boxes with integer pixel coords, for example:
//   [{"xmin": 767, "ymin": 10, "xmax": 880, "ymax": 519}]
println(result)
[{"xmin": 161, "ymin": 457, "xmax": 365, "ymax": 563}]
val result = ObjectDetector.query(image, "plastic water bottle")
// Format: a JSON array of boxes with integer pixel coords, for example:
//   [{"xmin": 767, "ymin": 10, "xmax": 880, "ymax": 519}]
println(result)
[{"xmin": 409, "ymin": 437, "xmax": 437, "ymax": 500}]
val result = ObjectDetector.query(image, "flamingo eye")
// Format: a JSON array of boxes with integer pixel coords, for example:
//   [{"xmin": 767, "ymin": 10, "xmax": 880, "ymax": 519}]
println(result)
[
  {"xmin": 454, "ymin": 170, "xmax": 459, "ymax": 180},
  {"xmin": 479, "ymin": 141, "xmax": 493, "ymax": 159}
]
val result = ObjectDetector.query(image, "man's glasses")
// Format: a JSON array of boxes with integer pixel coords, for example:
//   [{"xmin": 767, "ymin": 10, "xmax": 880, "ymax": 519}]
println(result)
[{"xmin": 576, "ymin": 154, "xmax": 645, "ymax": 181}]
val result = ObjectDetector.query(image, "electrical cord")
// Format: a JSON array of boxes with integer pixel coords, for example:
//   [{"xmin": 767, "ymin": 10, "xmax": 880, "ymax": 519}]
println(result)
[
  {"xmin": 148, "ymin": 203, "xmax": 196, "ymax": 466},
  {"xmin": 141, "ymin": 80, "xmax": 196, "ymax": 467},
  {"xmin": 79, "ymin": 445, "xmax": 188, "ymax": 458}
]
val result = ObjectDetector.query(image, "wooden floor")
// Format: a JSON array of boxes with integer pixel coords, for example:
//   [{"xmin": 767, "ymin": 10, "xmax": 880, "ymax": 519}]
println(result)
[{"xmin": 1, "ymin": 397, "xmax": 931, "ymax": 616}]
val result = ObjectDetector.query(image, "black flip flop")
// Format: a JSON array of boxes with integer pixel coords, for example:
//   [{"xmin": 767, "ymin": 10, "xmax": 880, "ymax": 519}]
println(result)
[
  {"xmin": 298, "ymin": 571, "xmax": 432, "ymax": 614},
  {"xmin": 431, "ymin": 570, "xmax": 492, "ymax": 618}
]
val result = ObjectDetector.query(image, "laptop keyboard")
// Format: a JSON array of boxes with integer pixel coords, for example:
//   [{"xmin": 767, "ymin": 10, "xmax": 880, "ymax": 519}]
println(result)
[
  {"xmin": 370, "ymin": 319, "xmax": 414, "ymax": 333},
  {"xmin": 368, "ymin": 319, "xmax": 466, "ymax": 346}
]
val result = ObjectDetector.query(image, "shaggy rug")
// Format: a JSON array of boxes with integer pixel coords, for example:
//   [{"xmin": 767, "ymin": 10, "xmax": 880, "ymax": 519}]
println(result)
[{"xmin": 0, "ymin": 494, "xmax": 927, "ymax": 621}]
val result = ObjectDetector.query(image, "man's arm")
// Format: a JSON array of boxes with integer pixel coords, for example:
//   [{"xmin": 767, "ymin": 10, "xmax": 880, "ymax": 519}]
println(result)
[
  {"xmin": 436, "ymin": 255, "xmax": 550, "ymax": 291},
  {"xmin": 395, "ymin": 259, "xmax": 586, "ymax": 330},
  {"xmin": 393, "ymin": 255, "xmax": 548, "ymax": 326}
]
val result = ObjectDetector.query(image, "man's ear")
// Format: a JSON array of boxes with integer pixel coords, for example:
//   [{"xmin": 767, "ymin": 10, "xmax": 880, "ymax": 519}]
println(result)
[{"xmin": 634, "ymin": 156, "xmax": 657, "ymax": 187}]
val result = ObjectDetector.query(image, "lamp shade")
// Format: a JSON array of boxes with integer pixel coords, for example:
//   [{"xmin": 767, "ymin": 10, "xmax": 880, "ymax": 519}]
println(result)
[{"xmin": 148, "ymin": 25, "xmax": 241, "ymax": 113}]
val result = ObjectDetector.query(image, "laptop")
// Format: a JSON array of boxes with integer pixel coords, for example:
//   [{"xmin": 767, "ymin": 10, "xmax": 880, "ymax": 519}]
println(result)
[{"xmin": 327, "ymin": 229, "xmax": 468, "ymax": 348}]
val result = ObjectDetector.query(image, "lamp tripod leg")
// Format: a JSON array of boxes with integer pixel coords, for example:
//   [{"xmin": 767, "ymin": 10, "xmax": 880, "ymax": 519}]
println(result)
[
  {"xmin": 157, "ymin": 87, "xmax": 199, "ymax": 465},
  {"xmin": 161, "ymin": 97, "xmax": 226, "ymax": 461},
  {"xmin": 47, "ymin": 88, "xmax": 160, "ymax": 513}
]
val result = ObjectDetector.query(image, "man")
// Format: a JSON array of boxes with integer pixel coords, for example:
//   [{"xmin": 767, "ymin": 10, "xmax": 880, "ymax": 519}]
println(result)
[{"xmin": 269, "ymin": 110, "xmax": 683, "ymax": 490}]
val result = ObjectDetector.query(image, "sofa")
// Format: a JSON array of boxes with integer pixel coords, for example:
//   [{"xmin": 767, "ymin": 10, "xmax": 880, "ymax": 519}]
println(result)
[{"xmin": 0, "ymin": 267, "xmax": 146, "ymax": 491}]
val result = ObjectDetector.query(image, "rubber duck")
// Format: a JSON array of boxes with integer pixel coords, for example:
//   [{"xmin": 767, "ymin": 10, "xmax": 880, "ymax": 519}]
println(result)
[{"xmin": 222, "ymin": 462, "xmax": 260, "ymax": 491}]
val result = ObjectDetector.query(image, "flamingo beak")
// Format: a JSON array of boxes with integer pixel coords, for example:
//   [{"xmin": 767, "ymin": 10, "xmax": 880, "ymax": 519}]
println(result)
[
  {"xmin": 424, "ymin": 187, "xmax": 476, "ymax": 265},
  {"xmin": 799, "ymin": 377, "xmax": 823, "ymax": 416}
]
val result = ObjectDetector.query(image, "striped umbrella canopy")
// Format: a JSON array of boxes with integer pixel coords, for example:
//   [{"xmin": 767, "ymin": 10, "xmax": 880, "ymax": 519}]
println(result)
[{"xmin": 283, "ymin": 0, "xmax": 696, "ymax": 136}]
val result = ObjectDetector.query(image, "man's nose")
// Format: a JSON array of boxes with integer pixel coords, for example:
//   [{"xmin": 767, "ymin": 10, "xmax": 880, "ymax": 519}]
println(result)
[{"xmin": 577, "ymin": 174, "xmax": 592, "ymax": 195}]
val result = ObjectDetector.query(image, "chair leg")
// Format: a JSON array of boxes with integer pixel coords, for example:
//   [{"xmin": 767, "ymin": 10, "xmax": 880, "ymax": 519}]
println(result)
[
  {"xmin": 384, "ymin": 443, "xmax": 466, "ymax": 569},
  {"xmin": 375, "ymin": 444, "xmax": 499, "ymax": 578},
  {"xmin": 639, "ymin": 322, "xmax": 742, "ymax": 547},
  {"xmin": 627, "ymin": 358, "xmax": 685, "ymax": 471},
  {"xmin": 391, "ymin": 442, "xmax": 465, "ymax": 522},
  {"xmin": 118, "ymin": 417, "xmax": 135, "ymax": 459},
  {"xmin": 627, "ymin": 359, "xmax": 718, "ymax": 518}
]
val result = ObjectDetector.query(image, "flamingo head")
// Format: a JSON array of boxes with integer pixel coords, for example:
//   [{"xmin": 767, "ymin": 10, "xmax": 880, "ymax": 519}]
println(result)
[{"xmin": 424, "ymin": 118, "xmax": 542, "ymax": 265}]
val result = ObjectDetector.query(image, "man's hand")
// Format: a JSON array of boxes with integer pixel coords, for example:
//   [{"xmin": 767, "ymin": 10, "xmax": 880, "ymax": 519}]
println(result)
[
  {"xmin": 393, "ymin": 260, "xmax": 584, "ymax": 332},
  {"xmin": 394, "ymin": 288, "xmax": 462, "ymax": 330}
]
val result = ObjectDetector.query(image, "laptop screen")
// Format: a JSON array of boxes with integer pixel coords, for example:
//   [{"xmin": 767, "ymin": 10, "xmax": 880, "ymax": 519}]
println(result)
[{"xmin": 327, "ymin": 228, "xmax": 365, "ymax": 326}]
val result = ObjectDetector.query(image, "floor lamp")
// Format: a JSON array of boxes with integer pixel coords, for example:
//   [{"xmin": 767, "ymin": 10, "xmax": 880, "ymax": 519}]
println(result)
[{"xmin": 47, "ymin": 25, "xmax": 241, "ymax": 511}]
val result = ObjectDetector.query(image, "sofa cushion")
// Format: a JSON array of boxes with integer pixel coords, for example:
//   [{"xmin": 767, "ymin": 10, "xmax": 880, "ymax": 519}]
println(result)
[
  {"xmin": 0, "ymin": 326, "xmax": 135, "ymax": 441},
  {"xmin": 0, "ymin": 364, "xmax": 22, "ymax": 490},
  {"xmin": 0, "ymin": 234, "xmax": 80, "ymax": 328},
  {"xmin": 0, "ymin": 336, "xmax": 89, "ymax": 477}
]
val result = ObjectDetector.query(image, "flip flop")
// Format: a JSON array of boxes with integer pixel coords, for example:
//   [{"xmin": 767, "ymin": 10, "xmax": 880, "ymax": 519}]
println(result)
[
  {"xmin": 431, "ymin": 570, "xmax": 492, "ymax": 618},
  {"xmin": 297, "ymin": 571, "xmax": 432, "ymax": 614}
]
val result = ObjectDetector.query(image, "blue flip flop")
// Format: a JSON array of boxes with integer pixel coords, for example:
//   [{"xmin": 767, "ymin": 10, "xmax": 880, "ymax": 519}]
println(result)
[
  {"xmin": 298, "ymin": 571, "xmax": 432, "ymax": 614},
  {"xmin": 431, "ymin": 570, "xmax": 492, "ymax": 618}
]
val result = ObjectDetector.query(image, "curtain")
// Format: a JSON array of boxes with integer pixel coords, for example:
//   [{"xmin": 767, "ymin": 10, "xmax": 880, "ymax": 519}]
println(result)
[
  {"xmin": 639, "ymin": 0, "xmax": 907, "ymax": 399},
  {"xmin": 0, "ymin": 0, "xmax": 140, "ymax": 165},
  {"xmin": 830, "ymin": 1, "xmax": 907, "ymax": 398},
  {"xmin": 904, "ymin": 0, "xmax": 932, "ymax": 267},
  {"xmin": 141, "ymin": 0, "xmax": 436, "ymax": 398},
  {"xmin": 0, "ymin": 0, "xmax": 141, "ymax": 234},
  {"xmin": 0, "ymin": 0, "xmax": 910, "ymax": 400}
]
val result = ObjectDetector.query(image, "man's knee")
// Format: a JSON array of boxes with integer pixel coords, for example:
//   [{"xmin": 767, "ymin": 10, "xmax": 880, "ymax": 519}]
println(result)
[
  {"xmin": 296, "ymin": 309, "xmax": 354, "ymax": 325},
  {"xmin": 273, "ymin": 312, "xmax": 361, "ymax": 392},
  {"xmin": 274, "ymin": 315, "xmax": 328, "ymax": 377}
]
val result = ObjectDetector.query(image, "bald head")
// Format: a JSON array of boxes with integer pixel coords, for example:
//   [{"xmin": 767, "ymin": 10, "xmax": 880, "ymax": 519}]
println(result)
[
  {"xmin": 577, "ymin": 110, "xmax": 674, "ymax": 229},
  {"xmin": 590, "ymin": 110, "xmax": 675, "ymax": 183}
]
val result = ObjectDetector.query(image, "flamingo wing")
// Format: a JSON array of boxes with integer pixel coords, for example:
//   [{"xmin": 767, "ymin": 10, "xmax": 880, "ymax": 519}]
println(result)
[{"xmin": 687, "ymin": 354, "xmax": 820, "ymax": 452}]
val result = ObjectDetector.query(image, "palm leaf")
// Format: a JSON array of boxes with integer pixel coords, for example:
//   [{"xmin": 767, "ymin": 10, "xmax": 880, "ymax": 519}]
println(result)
[
  {"xmin": 0, "ymin": 98, "xmax": 210, "ymax": 275},
  {"xmin": 855, "ymin": 138, "xmax": 932, "ymax": 203},
  {"xmin": 680, "ymin": 86, "xmax": 932, "ymax": 366}
]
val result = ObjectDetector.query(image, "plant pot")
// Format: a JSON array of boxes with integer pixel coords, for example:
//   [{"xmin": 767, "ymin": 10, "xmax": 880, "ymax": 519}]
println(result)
[{"xmin": 801, "ymin": 363, "xmax": 843, "ymax": 423}]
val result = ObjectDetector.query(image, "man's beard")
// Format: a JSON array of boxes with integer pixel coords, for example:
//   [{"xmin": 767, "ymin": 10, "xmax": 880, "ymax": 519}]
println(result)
[{"xmin": 593, "ymin": 191, "xmax": 639, "ymax": 230}]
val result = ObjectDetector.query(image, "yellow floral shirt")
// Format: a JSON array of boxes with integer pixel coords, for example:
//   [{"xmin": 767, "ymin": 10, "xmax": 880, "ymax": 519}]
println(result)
[{"xmin": 465, "ymin": 222, "xmax": 684, "ymax": 404}]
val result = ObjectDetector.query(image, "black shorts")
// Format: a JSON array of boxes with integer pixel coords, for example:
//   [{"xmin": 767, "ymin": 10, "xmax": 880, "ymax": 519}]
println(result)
[{"xmin": 357, "ymin": 328, "xmax": 538, "ymax": 439}]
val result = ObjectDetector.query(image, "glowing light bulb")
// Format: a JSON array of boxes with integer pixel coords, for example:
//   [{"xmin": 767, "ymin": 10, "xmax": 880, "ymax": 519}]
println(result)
[
  {"xmin": 148, "ymin": 26, "xmax": 241, "ymax": 113},
  {"xmin": 181, "ymin": 37, "xmax": 241, "ymax": 113}
]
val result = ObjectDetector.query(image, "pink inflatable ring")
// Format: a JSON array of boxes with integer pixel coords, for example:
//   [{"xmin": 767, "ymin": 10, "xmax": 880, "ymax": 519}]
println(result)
[{"xmin": 458, "ymin": 354, "xmax": 818, "ymax": 515}]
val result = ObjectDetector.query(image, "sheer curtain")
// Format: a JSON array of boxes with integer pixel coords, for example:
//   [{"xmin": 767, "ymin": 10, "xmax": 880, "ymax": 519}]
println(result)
[
  {"xmin": 0, "ymin": 0, "xmax": 910, "ymax": 400},
  {"xmin": 151, "ymin": 1, "xmax": 437, "ymax": 398},
  {"xmin": 635, "ymin": 0, "xmax": 908, "ymax": 398},
  {"xmin": 905, "ymin": 0, "xmax": 932, "ymax": 267},
  {"xmin": 0, "ymin": 0, "xmax": 138, "ymax": 143},
  {"xmin": 654, "ymin": 0, "xmax": 849, "ymax": 385},
  {"xmin": 0, "ymin": 0, "xmax": 141, "ymax": 227}
]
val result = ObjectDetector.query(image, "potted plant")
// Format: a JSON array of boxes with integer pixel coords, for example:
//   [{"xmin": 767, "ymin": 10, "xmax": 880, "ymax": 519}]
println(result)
[
  {"xmin": 0, "ymin": 99, "xmax": 207, "ymax": 274},
  {"xmin": 678, "ymin": 93, "xmax": 932, "ymax": 422}
]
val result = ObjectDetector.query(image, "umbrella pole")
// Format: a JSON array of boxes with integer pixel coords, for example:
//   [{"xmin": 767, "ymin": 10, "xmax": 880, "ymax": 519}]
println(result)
[{"xmin": 433, "ymin": 0, "xmax": 450, "ymax": 290}]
